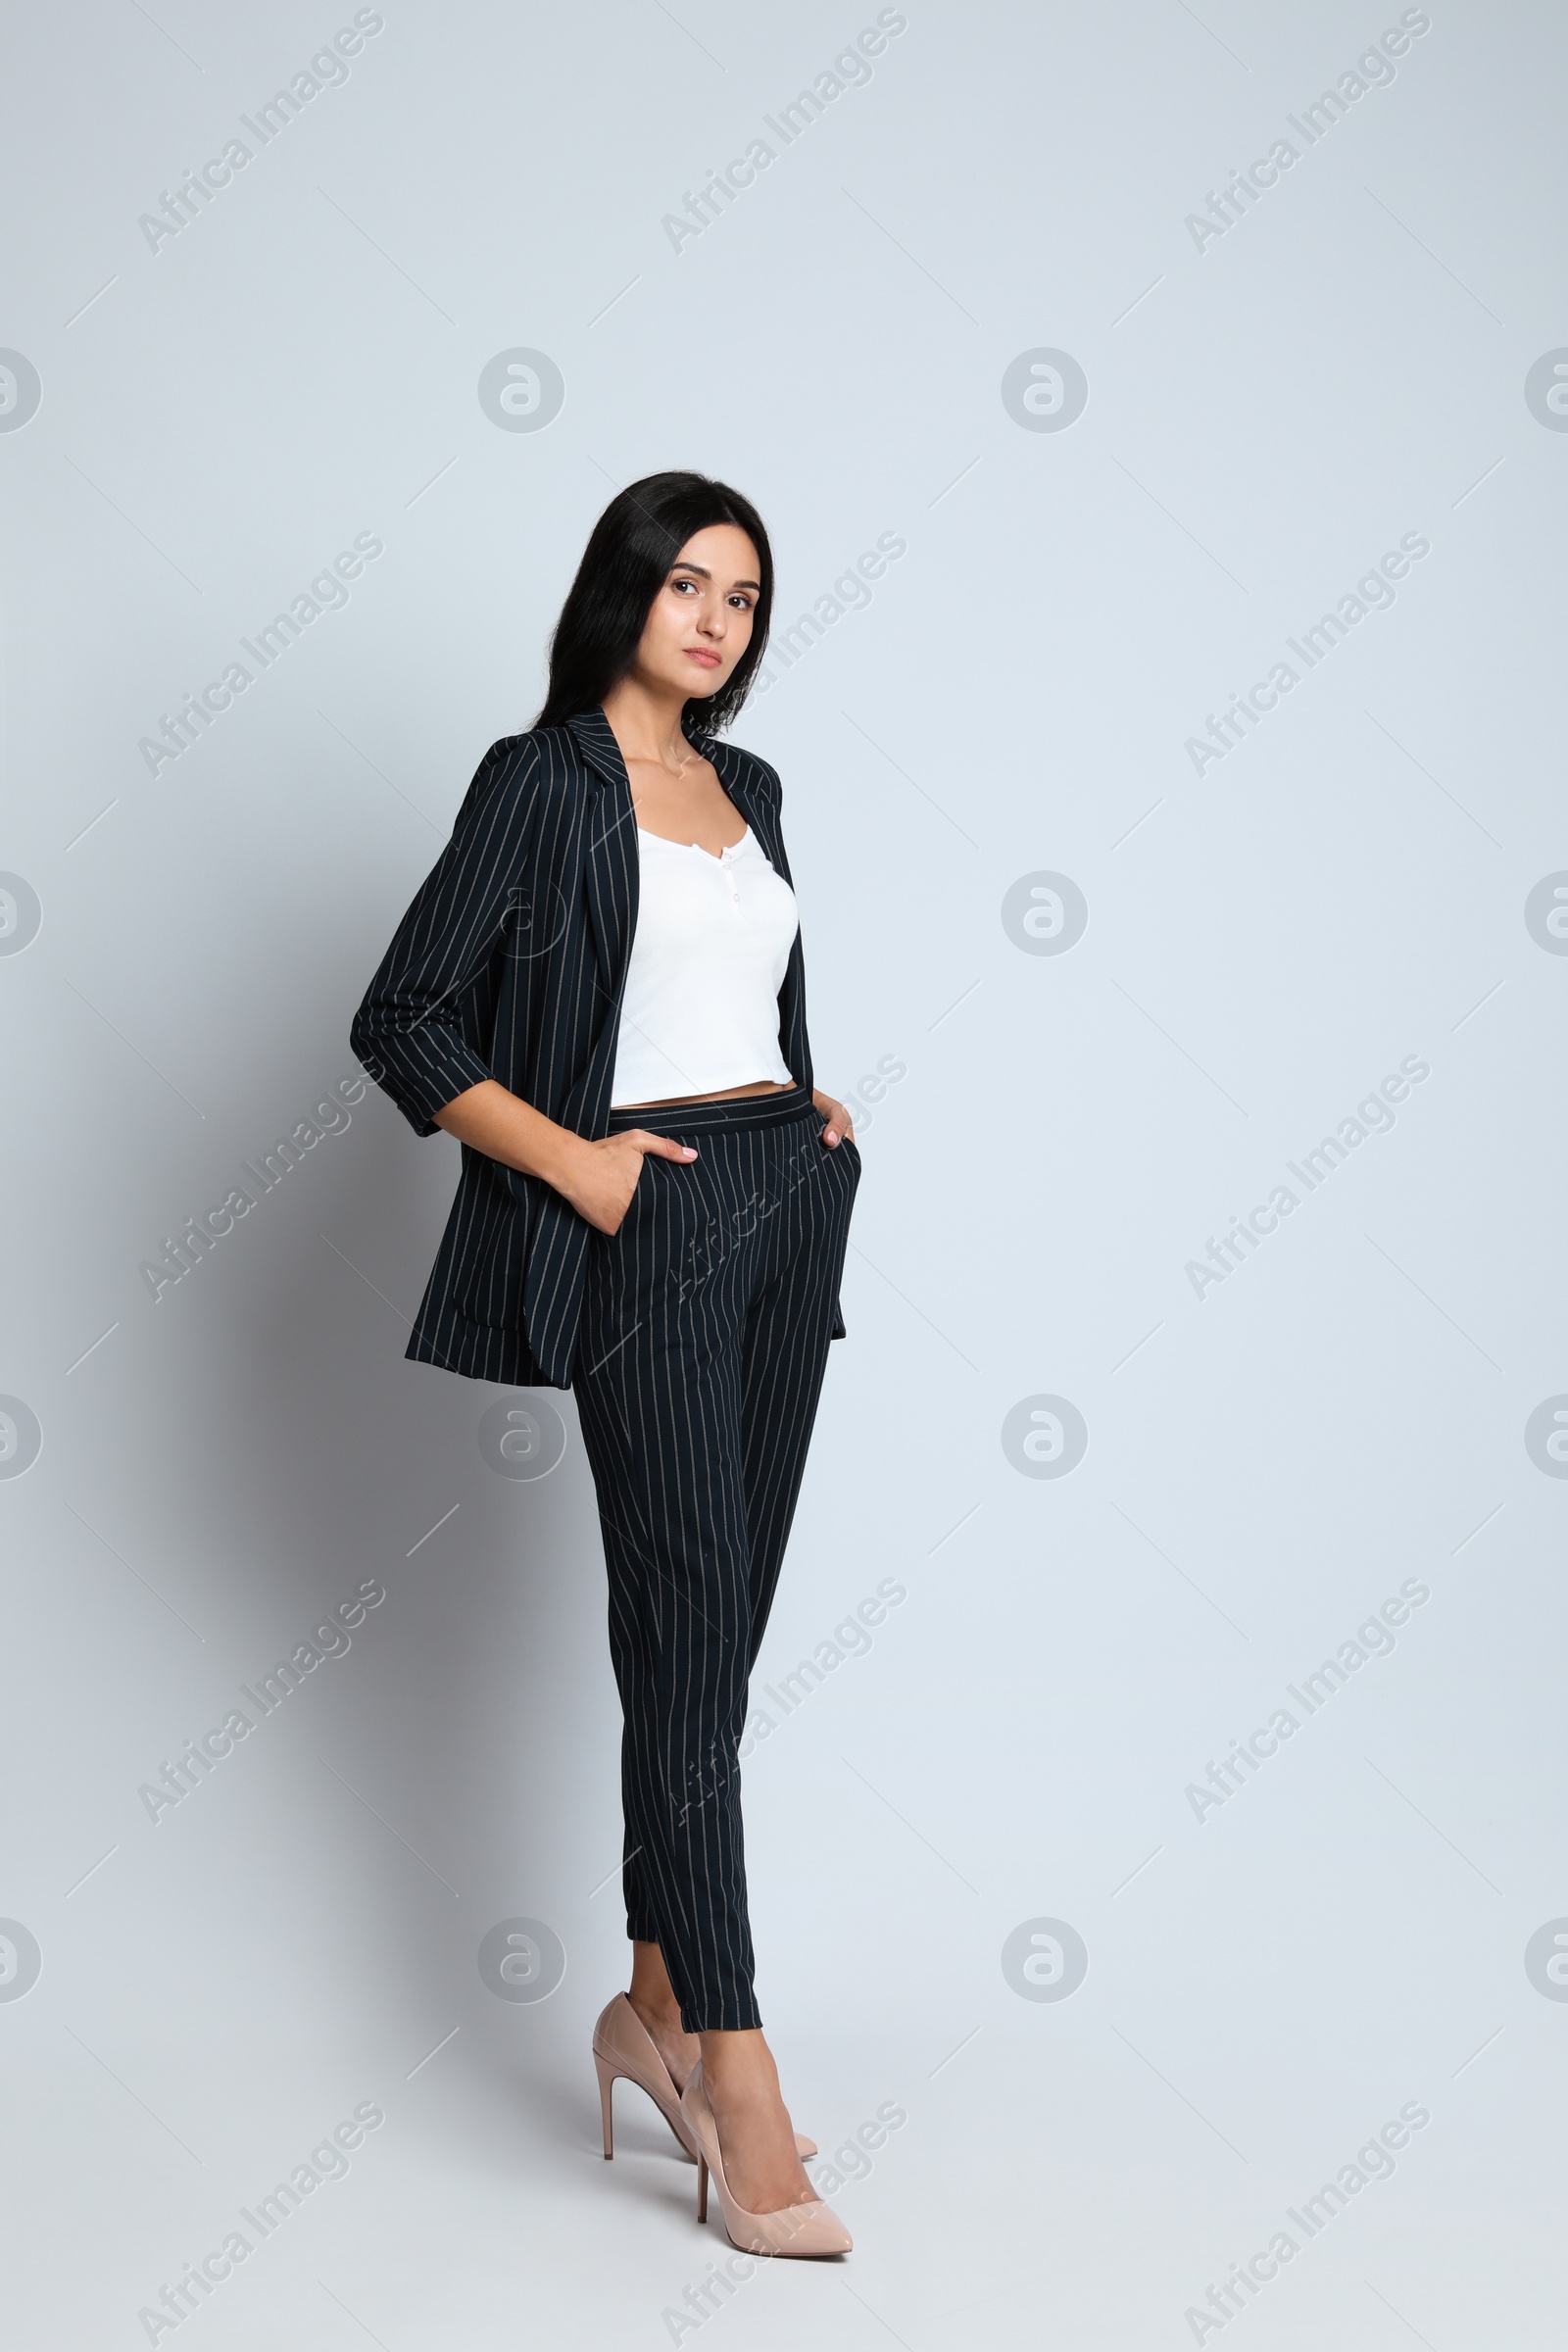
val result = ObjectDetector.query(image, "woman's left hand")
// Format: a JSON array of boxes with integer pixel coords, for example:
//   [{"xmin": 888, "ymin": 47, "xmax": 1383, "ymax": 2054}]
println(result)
[{"xmin": 812, "ymin": 1089, "xmax": 855, "ymax": 1146}]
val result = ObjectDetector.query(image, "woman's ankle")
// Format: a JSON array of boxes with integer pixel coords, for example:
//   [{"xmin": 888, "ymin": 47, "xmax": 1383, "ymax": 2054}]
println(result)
[
  {"xmin": 699, "ymin": 2028, "xmax": 779, "ymax": 2094},
  {"xmin": 628, "ymin": 1984, "xmax": 685, "ymax": 2031},
  {"xmin": 627, "ymin": 1940, "xmax": 688, "ymax": 2034}
]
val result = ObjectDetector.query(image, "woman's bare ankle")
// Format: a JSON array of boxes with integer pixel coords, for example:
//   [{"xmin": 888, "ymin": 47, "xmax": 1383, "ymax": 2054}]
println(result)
[
  {"xmin": 628, "ymin": 1984, "xmax": 684, "ymax": 2032},
  {"xmin": 699, "ymin": 2026, "xmax": 776, "ymax": 2091},
  {"xmin": 627, "ymin": 1941, "xmax": 687, "ymax": 2032}
]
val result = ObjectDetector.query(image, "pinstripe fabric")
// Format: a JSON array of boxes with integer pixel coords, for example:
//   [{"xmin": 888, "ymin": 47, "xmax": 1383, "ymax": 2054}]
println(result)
[
  {"xmin": 349, "ymin": 707, "xmax": 840, "ymax": 1387},
  {"xmin": 573, "ymin": 1082, "xmax": 860, "ymax": 2033}
]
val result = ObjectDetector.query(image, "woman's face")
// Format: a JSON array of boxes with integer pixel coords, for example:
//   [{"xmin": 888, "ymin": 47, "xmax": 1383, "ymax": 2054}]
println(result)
[{"xmin": 633, "ymin": 522, "xmax": 760, "ymax": 701}]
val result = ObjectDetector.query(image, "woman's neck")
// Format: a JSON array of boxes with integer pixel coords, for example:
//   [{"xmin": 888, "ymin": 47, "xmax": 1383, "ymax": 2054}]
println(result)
[{"xmin": 601, "ymin": 675, "xmax": 692, "ymax": 771}]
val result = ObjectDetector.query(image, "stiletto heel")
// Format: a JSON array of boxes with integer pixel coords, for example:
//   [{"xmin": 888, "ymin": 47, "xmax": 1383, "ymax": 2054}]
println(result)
[
  {"xmin": 590, "ymin": 1994, "xmax": 816, "ymax": 2162},
  {"xmin": 595, "ymin": 2048, "xmax": 615, "ymax": 2159},
  {"xmin": 680, "ymin": 2062, "xmax": 852, "ymax": 2258}
]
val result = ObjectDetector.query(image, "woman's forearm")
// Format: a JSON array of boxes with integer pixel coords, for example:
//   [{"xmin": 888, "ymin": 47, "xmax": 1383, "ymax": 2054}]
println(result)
[
  {"xmin": 432, "ymin": 1079, "xmax": 587, "ymax": 1196},
  {"xmin": 433, "ymin": 1079, "xmax": 696, "ymax": 1235}
]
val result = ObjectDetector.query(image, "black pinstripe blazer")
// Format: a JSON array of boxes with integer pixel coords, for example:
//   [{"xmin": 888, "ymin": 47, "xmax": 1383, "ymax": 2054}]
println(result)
[{"xmin": 350, "ymin": 703, "xmax": 840, "ymax": 1388}]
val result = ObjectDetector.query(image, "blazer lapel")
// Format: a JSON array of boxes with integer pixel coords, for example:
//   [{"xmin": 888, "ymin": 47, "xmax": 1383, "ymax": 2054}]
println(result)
[
  {"xmin": 523, "ymin": 712, "xmax": 640, "ymax": 1357},
  {"xmin": 682, "ymin": 715, "xmax": 810, "ymax": 1096},
  {"xmin": 682, "ymin": 717, "xmax": 783, "ymax": 875},
  {"xmin": 567, "ymin": 706, "xmax": 776, "ymax": 993},
  {"xmin": 566, "ymin": 709, "xmax": 639, "ymax": 1011}
]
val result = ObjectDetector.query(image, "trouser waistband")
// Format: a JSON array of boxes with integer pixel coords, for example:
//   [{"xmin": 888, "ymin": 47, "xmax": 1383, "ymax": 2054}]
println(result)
[{"xmin": 605, "ymin": 1080, "xmax": 815, "ymax": 1139}]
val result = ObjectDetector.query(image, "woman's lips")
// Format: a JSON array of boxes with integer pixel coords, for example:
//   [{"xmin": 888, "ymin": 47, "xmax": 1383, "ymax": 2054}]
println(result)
[{"xmin": 685, "ymin": 649, "xmax": 721, "ymax": 667}]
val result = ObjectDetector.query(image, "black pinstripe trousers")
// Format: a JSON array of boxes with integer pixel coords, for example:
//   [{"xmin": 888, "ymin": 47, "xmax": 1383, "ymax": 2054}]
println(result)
[{"xmin": 573, "ymin": 1081, "xmax": 859, "ymax": 2033}]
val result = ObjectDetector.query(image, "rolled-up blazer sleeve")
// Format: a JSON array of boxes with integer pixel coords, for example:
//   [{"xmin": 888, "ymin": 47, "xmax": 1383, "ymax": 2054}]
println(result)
[{"xmin": 350, "ymin": 735, "xmax": 542, "ymax": 1137}]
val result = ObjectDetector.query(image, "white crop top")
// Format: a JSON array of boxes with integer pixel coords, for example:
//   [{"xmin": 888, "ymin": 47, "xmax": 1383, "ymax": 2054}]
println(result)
[{"xmin": 610, "ymin": 825, "xmax": 800, "ymax": 1107}]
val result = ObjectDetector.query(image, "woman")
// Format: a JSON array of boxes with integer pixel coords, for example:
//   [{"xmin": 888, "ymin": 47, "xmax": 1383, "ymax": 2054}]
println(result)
[{"xmin": 351, "ymin": 472, "xmax": 860, "ymax": 2257}]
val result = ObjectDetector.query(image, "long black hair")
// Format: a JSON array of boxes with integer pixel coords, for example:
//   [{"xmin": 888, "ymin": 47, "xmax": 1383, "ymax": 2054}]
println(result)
[{"xmin": 533, "ymin": 470, "xmax": 773, "ymax": 735}]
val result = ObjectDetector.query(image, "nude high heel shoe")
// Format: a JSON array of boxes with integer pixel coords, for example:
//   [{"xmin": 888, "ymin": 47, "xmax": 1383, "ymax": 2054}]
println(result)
[
  {"xmin": 680, "ymin": 2062, "xmax": 852, "ymax": 2258},
  {"xmin": 591, "ymin": 1995, "xmax": 816, "ymax": 2163}
]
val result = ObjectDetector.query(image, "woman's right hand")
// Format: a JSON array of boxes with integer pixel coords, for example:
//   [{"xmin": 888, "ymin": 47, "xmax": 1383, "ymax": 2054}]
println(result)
[
  {"xmin": 432, "ymin": 1081, "xmax": 699, "ymax": 1234},
  {"xmin": 557, "ymin": 1130, "xmax": 698, "ymax": 1234}
]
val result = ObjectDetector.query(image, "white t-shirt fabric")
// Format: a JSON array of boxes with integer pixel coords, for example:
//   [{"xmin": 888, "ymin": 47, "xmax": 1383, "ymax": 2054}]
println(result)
[{"xmin": 609, "ymin": 824, "xmax": 800, "ymax": 1107}]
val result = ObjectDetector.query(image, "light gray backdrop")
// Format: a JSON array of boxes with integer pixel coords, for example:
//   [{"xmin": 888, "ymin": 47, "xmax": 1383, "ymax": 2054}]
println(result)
[{"xmin": 4, "ymin": 2, "xmax": 1565, "ymax": 2345}]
